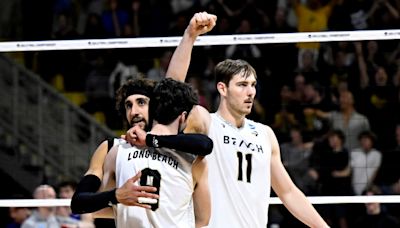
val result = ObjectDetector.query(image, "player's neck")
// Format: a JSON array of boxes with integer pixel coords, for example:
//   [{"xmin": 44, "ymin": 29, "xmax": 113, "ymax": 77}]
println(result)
[
  {"xmin": 150, "ymin": 121, "xmax": 179, "ymax": 135},
  {"xmin": 216, "ymin": 105, "xmax": 245, "ymax": 128}
]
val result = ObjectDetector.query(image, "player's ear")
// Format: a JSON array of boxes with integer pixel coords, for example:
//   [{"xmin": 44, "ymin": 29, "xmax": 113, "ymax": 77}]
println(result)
[
  {"xmin": 180, "ymin": 111, "xmax": 188, "ymax": 124},
  {"xmin": 217, "ymin": 82, "xmax": 227, "ymax": 96}
]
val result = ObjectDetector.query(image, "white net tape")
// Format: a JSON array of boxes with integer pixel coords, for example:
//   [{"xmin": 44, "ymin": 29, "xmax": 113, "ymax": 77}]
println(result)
[
  {"xmin": 0, "ymin": 29, "xmax": 400, "ymax": 52},
  {"xmin": 1, "ymin": 196, "xmax": 400, "ymax": 207}
]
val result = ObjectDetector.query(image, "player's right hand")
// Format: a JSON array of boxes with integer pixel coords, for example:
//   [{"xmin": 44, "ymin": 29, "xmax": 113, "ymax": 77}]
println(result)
[
  {"xmin": 187, "ymin": 12, "xmax": 217, "ymax": 38},
  {"xmin": 115, "ymin": 171, "xmax": 159, "ymax": 209},
  {"xmin": 124, "ymin": 125, "xmax": 147, "ymax": 147}
]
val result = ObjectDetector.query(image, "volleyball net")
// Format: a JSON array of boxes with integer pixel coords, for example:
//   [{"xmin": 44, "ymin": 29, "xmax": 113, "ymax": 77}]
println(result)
[
  {"xmin": 0, "ymin": 29, "xmax": 400, "ymax": 52},
  {"xmin": 1, "ymin": 195, "xmax": 400, "ymax": 208},
  {"xmin": 1, "ymin": 29, "xmax": 400, "ymax": 210}
]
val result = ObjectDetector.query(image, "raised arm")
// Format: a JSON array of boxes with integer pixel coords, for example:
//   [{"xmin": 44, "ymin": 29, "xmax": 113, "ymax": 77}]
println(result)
[
  {"xmin": 166, "ymin": 12, "xmax": 217, "ymax": 82},
  {"xmin": 354, "ymin": 42, "xmax": 370, "ymax": 89},
  {"xmin": 381, "ymin": 0, "xmax": 400, "ymax": 18},
  {"xmin": 268, "ymin": 126, "xmax": 329, "ymax": 228},
  {"xmin": 303, "ymin": 107, "xmax": 330, "ymax": 119}
]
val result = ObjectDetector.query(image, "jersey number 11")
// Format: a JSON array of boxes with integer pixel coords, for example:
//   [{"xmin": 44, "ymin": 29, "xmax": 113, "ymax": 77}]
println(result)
[{"xmin": 237, "ymin": 151, "xmax": 252, "ymax": 183}]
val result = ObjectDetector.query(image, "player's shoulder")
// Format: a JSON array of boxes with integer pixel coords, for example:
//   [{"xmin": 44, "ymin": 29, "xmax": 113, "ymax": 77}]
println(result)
[
  {"xmin": 245, "ymin": 118, "xmax": 276, "ymax": 138},
  {"xmin": 245, "ymin": 118, "xmax": 270, "ymax": 130},
  {"xmin": 113, "ymin": 137, "xmax": 127, "ymax": 146},
  {"xmin": 186, "ymin": 105, "xmax": 211, "ymax": 134}
]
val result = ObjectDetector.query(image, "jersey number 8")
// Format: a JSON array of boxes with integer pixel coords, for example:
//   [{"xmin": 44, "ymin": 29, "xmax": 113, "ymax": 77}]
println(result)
[{"xmin": 140, "ymin": 168, "xmax": 161, "ymax": 211}]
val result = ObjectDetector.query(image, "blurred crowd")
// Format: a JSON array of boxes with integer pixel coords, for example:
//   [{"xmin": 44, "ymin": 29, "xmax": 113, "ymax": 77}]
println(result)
[
  {"xmin": 6, "ymin": 182, "xmax": 96, "ymax": 228},
  {"xmin": 2, "ymin": 0, "xmax": 400, "ymax": 227}
]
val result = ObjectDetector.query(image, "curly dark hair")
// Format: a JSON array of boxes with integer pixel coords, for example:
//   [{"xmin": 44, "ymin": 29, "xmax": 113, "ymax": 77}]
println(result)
[
  {"xmin": 115, "ymin": 78, "xmax": 156, "ymax": 119},
  {"xmin": 150, "ymin": 78, "xmax": 199, "ymax": 125}
]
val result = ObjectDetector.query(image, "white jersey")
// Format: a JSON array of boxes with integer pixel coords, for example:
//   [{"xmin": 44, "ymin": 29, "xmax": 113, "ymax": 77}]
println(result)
[
  {"xmin": 207, "ymin": 113, "xmax": 272, "ymax": 228},
  {"xmin": 115, "ymin": 142, "xmax": 196, "ymax": 228}
]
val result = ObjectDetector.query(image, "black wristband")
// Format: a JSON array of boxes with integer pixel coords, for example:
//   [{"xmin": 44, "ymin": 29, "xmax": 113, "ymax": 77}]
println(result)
[
  {"xmin": 71, "ymin": 175, "xmax": 119, "ymax": 214},
  {"xmin": 108, "ymin": 188, "xmax": 119, "ymax": 205}
]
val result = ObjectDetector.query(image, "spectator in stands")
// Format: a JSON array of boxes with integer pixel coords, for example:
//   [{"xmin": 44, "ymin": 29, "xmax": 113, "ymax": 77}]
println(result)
[
  {"xmin": 187, "ymin": 76, "xmax": 211, "ymax": 110},
  {"xmin": 56, "ymin": 181, "xmax": 94, "ymax": 227},
  {"xmin": 291, "ymin": 0, "xmax": 337, "ymax": 69},
  {"xmin": 318, "ymin": 129, "xmax": 352, "ymax": 228},
  {"xmin": 6, "ymin": 206, "xmax": 31, "ymax": 228},
  {"xmin": 168, "ymin": 13, "xmax": 189, "ymax": 36},
  {"xmin": 369, "ymin": 0, "xmax": 400, "ymax": 29},
  {"xmin": 295, "ymin": 49, "xmax": 320, "ymax": 84},
  {"xmin": 127, "ymin": 0, "xmax": 142, "ymax": 37},
  {"xmin": 328, "ymin": 0, "xmax": 352, "ymax": 31},
  {"xmin": 101, "ymin": 0, "xmax": 129, "ymax": 37},
  {"xmin": 272, "ymin": 105, "xmax": 299, "ymax": 143},
  {"xmin": 287, "ymin": 74, "xmax": 308, "ymax": 128},
  {"xmin": 84, "ymin": 13, "xmax": 105, "ymax": 38},
  {"xmin": 356, "ymin": 41, "xmax": 398, "ymax": 149},
  {"xmin": 354, "ymin": 186, "xmax": 400, "ymax": 228},
  {"xmin": 272, "ymin": 85, "xmax": 299, "ymax": 141},
  {"xmin": 304, "ymin": 90, "xmax": 370, "ymax": 150},
  {"xmin": 280, "ymin": 127, "xmax": 316, "ymax": 195},
  {"xmin": 214, "ymin": 0, "xmax": 247, "ymax": 22},
  {"xmin": 108, "ymin": 61, "xmax": 140, "ymax": 98},
  {"xmin": 375, "ymin": 124, "xmax": 400, "ymax": 194},
  {"xmin": 329, "ymin": 0, "xmax": 399, "ymax": 31},
  {"xmin": 211, "ymin": 15, "xmax": 232, "ymax": 35},
  {"xmin": 351, "ymin": 131, "xmax": 382, "ymax": 195},
  {"xmin": 50, "ymin": 12, "xmax": 82, "ymax": 91},
  {"xmin": 266, "ymin": 7, "xmax": 298, "ymax": 84},
  {"xmin": 338, "ymin": 0, "xmax": 372, "ymax": 30},
  {"xmin": 302, "ymin": 82, "xmax": 334, "ymax": 138},
  {"xmin": 53, "ymin": 12, "xmax": 79, "ymax": 40},
  {"xmin": 225, "ymin": 18, "xmax": 262, "ymax": 66},
  {"xmin": 147, "ymin": 50, "xmax": 173, "ymax": 82},
  {"xmin": 137, "ymin": 0, "xmax": 172, "ymax": 37},
  {"xmin": 291, "ymin": 74, "xmax": 307, "ymax": 103},
  {"xmin": 374, "ymin": 124, "xmax": 400, "ymax": 220},
  {"xmin": 22, "ymin": 185, "xmax": 79, "ymax": 228},
  {"xmin": 323, "ymin": 42, "xmax": 357, "ymax": 90},
  {"xmin": 270, "ymin": 7, "xmax": 297, "ymax": 33}
]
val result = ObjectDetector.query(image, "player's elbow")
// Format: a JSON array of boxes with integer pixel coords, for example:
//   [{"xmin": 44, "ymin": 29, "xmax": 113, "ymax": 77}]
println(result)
[
  {"xmin": 195, "ymin": 216, "xmax": 210, "ymax": 228},
  {"xmin": 198, "ymin": 135, "xmax": 213, "ymax": 156}
]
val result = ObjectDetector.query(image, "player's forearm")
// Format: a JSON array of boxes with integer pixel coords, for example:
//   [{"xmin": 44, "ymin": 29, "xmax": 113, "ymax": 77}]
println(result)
[
  {"xmin": 166, "ymin": 31, "xmax": 196, "ymax": 82},
  {"xmin": 279, "ymin": 188, "xmax": 329, "ymax": 228},
  {"xmin": 71, "ymin": 175, "xmax": 118, "ymax": 214},
  {"xmin": 146, "ymin": 133, "xmax": 213, "ymax": 156}
]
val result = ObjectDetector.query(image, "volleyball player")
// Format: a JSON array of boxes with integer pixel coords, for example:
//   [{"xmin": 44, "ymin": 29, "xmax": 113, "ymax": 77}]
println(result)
[
  {"xmin": 71, "ymin": 11, "xmax": 217, "ymax": 216},
  {"xmin": 168, "ymin": 58, "xmax": 329, "ymax": 227},
  {"xmin": 101, "ymin": 78, "xmax": 210, "ymax": 227}
]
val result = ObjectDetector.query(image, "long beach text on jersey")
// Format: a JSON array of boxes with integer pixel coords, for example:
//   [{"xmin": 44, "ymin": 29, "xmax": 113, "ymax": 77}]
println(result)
[{"xmin": 127, "ymin": 148, "xmax": 179, "ymax": 169}]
